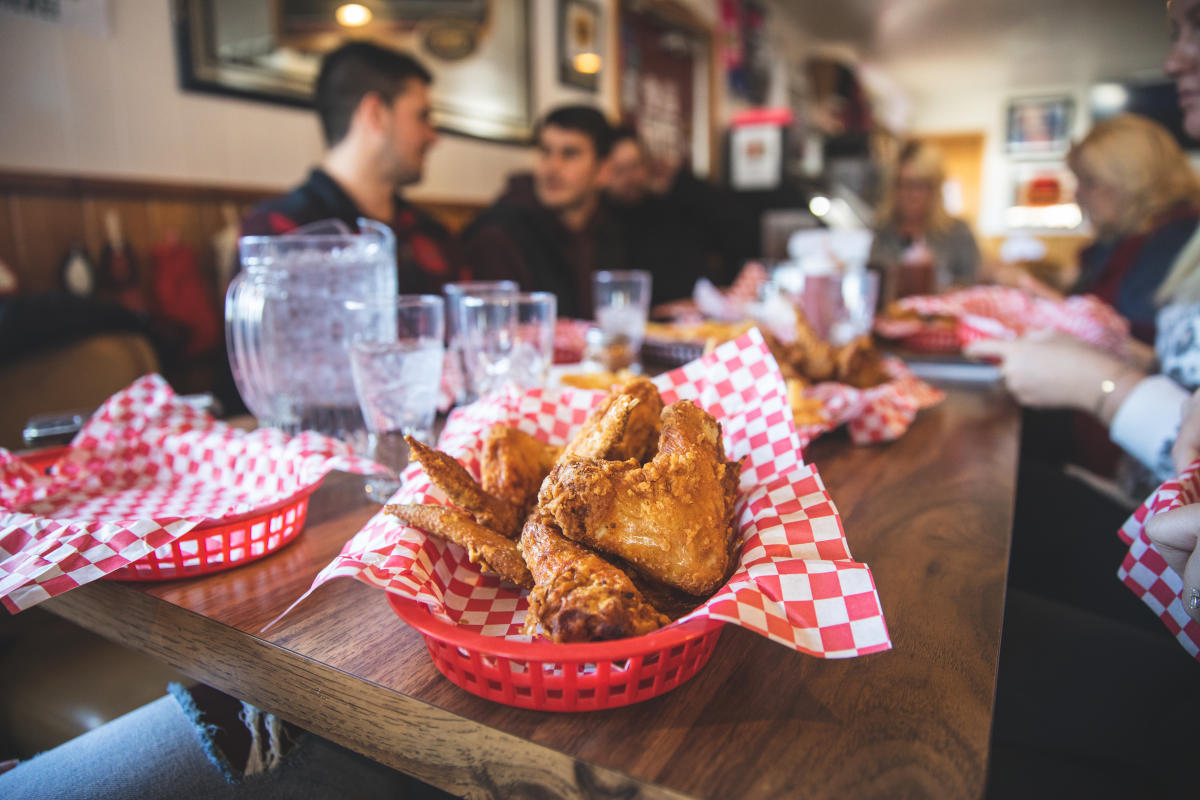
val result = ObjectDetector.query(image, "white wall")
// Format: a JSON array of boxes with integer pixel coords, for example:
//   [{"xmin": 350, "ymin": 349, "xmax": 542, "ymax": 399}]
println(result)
[
  {"xmin": 875, "ymin": 1, "xmax": 1172, "ymax": 237},
  {"xmin": 0, "ymin": 0, "xmax": 619, "ymax": 203}
]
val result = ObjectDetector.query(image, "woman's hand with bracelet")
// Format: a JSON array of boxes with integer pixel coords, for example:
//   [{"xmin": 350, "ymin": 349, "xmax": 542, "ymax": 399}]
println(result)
[{"xmin": 965, "ymin": 331, "xmax": 1146, "ymax": 425}]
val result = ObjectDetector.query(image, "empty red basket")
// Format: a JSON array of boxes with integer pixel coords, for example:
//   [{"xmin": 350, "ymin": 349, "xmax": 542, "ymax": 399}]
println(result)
[
  {"xmin": 18, "ymin": 446, "xmax": 316, "ymax": 581},
  {"xmin": 389, "ymin": 594, "xmax": 724, "ymax": 711}
]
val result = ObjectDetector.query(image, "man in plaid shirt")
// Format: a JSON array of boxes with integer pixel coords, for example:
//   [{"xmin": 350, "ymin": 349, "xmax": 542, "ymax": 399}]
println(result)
[{"xmin": 240, "ymin": 42, "xmax": 467, "ymax": 294}]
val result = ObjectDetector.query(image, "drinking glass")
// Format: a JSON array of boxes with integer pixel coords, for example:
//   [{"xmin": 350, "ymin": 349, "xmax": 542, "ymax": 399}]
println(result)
[
  {"xmin": 779, "ymin": 269, "xmax": 879, "ymax": 346},
  {"xmin": 592, "ymin": 270, "xmax": 652, "ymax": 370},
  {"xmin": 443, "ymin": 280, "xmax": 519, "ymax": 404},
  {"xmin": 459, "ymin": 292, "xmax": 556, "ymax": 398},
  {"xmin": 347, "ymin": 295, "xmax": 445, "ymax": 501}
]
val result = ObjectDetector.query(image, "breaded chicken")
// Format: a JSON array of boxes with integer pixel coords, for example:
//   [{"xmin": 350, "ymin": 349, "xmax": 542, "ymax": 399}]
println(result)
[
  {"xmin": 518, "ymin": 514, "xmax": 669, "ymax": 642},
  {"xmin": 405, "ymin": 435, "xmax": 522, "ymax": 538},
  {"xmin": 561, "ymin": 376, "xmax": 664, "ymax": 463},
  {"xmin": 540, "ymin": 400, "xmax": 742, "ymax": 596},
  {"xmin": 479, "ymin": 426, "xmax": 561, "ymax": 517},
  {"xmin": 385, "ymin": 503, "xmax": 533, "ymax": 589}
]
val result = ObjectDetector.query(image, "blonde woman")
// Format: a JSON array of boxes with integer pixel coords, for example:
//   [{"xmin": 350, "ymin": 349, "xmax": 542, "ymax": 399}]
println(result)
[
  {"xmin": 869, "ymin": 140, "xmax": 980, "ymax": 299},
  {"xmin": 1066, "ymin": 113, "xmax": 1200, "ymax": 342},
  {"xmin": 969, "ymin": 117, "xmax": 1200, "ymax": 481}
]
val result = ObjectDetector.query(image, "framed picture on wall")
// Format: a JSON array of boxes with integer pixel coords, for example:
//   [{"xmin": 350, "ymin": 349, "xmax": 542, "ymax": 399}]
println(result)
[
  {"xmin": 1005, "ymin": 95, "xmax": 1074, "ymax": 157},
  {"xmin": 173, "ymin": 0, "xmax": 534, "ymax": 144},
  {"xmin": 559, "ymin": 0, "xmax": 602, "ymax": 91}
]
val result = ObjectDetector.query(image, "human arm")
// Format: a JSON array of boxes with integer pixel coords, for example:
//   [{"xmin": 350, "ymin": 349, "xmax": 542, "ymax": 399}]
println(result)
[
  {"xmin": 964, "ymin": 333, "xmax": 1145, "ymax": 424},
  {"xmin": 966, "ymin": 333, "xmax": 1188, "ymax": 476}
]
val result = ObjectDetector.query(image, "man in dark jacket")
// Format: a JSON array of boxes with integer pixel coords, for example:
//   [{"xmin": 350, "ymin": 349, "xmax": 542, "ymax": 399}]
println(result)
[
  {"xmin": 604, "ymin": 126, "xmax": 758, "ymax": 306},
  {"xmin": 240, "ymin": 42, "xmax": 466, "ymax": 295},
  {"xmin": 461, "ymin": 106, "xmax": 625, "ymax": 319}
]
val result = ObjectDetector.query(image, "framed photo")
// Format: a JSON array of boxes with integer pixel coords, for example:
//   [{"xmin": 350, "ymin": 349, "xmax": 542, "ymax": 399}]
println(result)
[
  {"xmin": 1006, "ymin": 95, "xmax": 1074, "ymax": 157},
  {"xmin": 559, "ymin": 0, "xmax": 602, "ymax": 91},
  {"xmin": 173, "ymin": 0, "xmax": 534, "ymax": 144}
]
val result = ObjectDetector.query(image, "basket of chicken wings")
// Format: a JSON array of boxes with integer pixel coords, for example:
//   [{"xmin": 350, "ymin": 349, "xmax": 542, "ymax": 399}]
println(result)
[{"xmin": 290, "ymin": 330, "xmax": 891, "ymax": 711}]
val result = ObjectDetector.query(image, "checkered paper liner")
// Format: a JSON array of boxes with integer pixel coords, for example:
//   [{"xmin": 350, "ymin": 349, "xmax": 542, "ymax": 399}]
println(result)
[
  {"xmin": 874, "ymin": 286, "xmax": 1131, "ymax": 354},
  {"xmin": 284, "ymin": 329, "xmax": 892, "ymax": 659},
  {"xmin": 1116, "ymin": 459, "xmax": 1200, "ymax": 660},
  {"xmin": 0, "ymin": 375, "xmax": 382, "ymax": 612},
  {"xmin": 794, "ymin": 358, "xmax": 945, "ymax": 449}
]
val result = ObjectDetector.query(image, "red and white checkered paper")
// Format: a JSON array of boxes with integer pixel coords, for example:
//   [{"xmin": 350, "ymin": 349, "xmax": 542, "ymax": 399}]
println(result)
[
  {"xmin": 795, "ymin": 358, "xmax": 944, "ymax": 448},
  {"xmin": 1116, "ymin": 459, "xmax": 1200, "ymax": 660},
  {"xmin": 0, "ymin": 375, "xmax": 381, "ymax": 612},
  {"xmin": 284, "ymin": 329, "xmax": 892, "ymax": 658},
  {"xmin": 874, "ymin": 286, "xmax": 1131, "ymax": 354}
]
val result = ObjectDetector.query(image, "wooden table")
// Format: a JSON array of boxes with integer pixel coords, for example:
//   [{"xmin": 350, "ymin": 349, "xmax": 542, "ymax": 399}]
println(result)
[{"xmin": 41, "ymin": 384, "xmax": 1019, "ymax": 799}]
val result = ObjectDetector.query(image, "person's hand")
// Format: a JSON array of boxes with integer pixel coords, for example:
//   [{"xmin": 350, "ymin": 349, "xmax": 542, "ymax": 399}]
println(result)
[
  {"xmin": 1144, "ymin": 503, "xmax": 1200, "ymax": 624},
  {"xmin": 965, "ymin": 332, "xmax": 1144, "ymax": 422},
  {"xmin": 1171, "ymin": 388, "xmax": 1200, "ymax": 473}
]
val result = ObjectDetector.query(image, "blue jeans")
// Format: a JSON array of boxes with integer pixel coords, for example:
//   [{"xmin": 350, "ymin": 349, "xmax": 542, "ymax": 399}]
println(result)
[{"xmin": 0, "ymin": 685, "xmax": 443, "ymax": 799}]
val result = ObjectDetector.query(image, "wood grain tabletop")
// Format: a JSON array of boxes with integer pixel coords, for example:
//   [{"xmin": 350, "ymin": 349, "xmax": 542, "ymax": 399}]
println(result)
[{"xmin": 42, "ymin": 384, "xmax": 1020, "ymax": 800}]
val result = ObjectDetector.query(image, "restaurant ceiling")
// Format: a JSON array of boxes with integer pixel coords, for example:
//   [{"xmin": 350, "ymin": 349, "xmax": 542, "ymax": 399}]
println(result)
[{"xmin": 775, "ymin": 0, "xmax": 1171, "ymax": 89}]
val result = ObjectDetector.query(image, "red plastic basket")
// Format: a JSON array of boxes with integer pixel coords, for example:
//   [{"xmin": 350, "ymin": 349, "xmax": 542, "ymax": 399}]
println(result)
[
  {"xmin": 388, "ymin": 594, "xmax": 724, "ymax": 711},
  {"xmin": 16, "ymin": 446, "xmax": 316, "ymax": 581}
]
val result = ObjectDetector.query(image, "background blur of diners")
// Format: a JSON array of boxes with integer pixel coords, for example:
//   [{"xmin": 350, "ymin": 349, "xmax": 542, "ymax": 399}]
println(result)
[{"xmin": 0, "ymin": 0, "xmax": 1184, "ymax": 449}]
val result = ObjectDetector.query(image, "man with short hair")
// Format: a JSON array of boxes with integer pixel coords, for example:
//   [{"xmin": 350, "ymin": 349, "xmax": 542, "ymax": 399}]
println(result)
[
  {"xmin": 602, "ymin": 126, "xmax": 757, "ymax": 306},
  {"xmin": 242, "ymin": 41, "xmax": 465, "ymax": 294},
  {"xmin": 462, "ymin": 105, "xmax": 626, "ymax": 318}
]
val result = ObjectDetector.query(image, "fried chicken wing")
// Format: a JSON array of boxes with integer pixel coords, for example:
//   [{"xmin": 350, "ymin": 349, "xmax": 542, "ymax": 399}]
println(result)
[
  {"xmin": 540, "ymin": 400, "xmax": 742, "ymax": 596},
  {"xmin": 561, "ymin": 376, "xmax": 663, "ymax": 463},
  {"xmin": 479, "ymin": 426, "xmax": 561, "ymax": 517},
  {"xmin": 610, "ymin": 376, "xmax": 665, "ymax": 463},
  {"xmin": 790, "ymin": 312, "xmax": 838, "ymax": 382},
  {"xmin": 518, "ymin": 514, "xmax": 669, "ymax": 642},
  {"xmin": 834, "ymin": 335, "xmax": 891, "ymax": 389},
  {"xmin": 385, "ymin": 503, "xmax": 533, "ymax": 589},
  {"xmin": 404, "ymin": 435, "xmax": 522, "ymax": 538},
  {"xmin": 560, "ymin": 392, "xmax": 638, "ymax": 460}
]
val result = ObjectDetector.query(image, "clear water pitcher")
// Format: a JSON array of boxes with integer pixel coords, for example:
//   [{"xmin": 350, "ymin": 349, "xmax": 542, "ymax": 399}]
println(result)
[{"xmin": 226, "ymin": 219, "xmax": 397, "ymax": 441}]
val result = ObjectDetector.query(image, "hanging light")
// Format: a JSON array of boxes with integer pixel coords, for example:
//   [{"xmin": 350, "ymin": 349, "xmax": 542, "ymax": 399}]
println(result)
[{"xmin": 336, "ymin": 3, "xmax": 373, "ymax": 27}]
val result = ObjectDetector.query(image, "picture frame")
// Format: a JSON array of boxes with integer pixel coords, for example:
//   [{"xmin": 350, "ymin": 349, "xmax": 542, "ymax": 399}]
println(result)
[
  {"xmin": 1005, "ymin": 95, "xmax": 1074, "ymax": 157},
  {"xmin": 172, "ymin": 0, "xmax": 534, "ymax": 144},
  {"xmin": 558, "ymin": 0, "xmax": 602, "ymax": 92}
]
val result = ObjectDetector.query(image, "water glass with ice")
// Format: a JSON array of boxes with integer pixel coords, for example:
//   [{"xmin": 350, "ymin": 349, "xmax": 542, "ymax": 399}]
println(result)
[
  {"xmin": 459, "ymin": 292, "xmax": 556, "ymax": 398},
  {"xmin": 443, "ymin": 280, "xmax": 519, "ymax": 404},
  {"xmin": 593, "ymin": 270, "xmax": 652, "ymax": 369},
  {"xmin": 347, "ymin": 295, "xmax": 445, "ymax": 497}
]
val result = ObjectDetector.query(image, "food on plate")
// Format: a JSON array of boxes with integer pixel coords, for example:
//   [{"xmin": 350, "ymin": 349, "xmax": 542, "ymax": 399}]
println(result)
[
  {"xmin": 385, "ymin": 504, "xmax": 533, "ymax": 589},
  {"xmin": 387, "ymin": 378, "xmax": 743, "ymax": 643},
  {"xmin": 561, "ymin": 376, "xmax": 663, "ymax": 464},
  {"xmin": 540, "ymin": 400, "xmax": 742, "ymax": 596},
  {"xmin": 879, "ymin": 303, "xmax": 957, "ymax": 330},
  {"xmin": 558, "ymin": 369, "xmax": 634, "ymax": 391},
  {"xmin": 519, "ymin": 514, "xmax": 669, "ymax": 641},
  {"xmin": 835, "ymin": 335, "xmax": 893, "ymax": 389},
  {"xmin": 480, "ymin": 426, "xmax": 561, "ymax": 518},
  {"xmin": 645, "ymin": 319, "xmax": 755, "ymax": 349},
  {"xmin": 405, "ymin": 435, "xmax": 523, "ymax": 538},
  {"xmin": 762, "ymin": 312, "xmax": 891, "ymax": 390},
  {"xmin": 787, "ymin": 378, "xmax": 830, "ymax": 428}
]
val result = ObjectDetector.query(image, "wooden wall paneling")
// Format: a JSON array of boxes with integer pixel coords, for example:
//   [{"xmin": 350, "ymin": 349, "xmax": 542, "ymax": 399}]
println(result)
[
  {"xmin": 83, "ymin": 196, "xmax": 157, "ymax": 301},
  {"xmin": 7, "ymin": 195, "xmax": 90, "ymax": 294}
]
